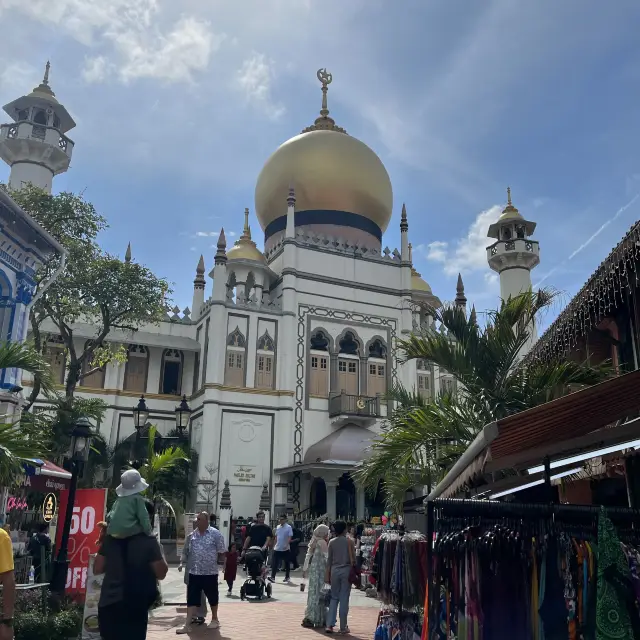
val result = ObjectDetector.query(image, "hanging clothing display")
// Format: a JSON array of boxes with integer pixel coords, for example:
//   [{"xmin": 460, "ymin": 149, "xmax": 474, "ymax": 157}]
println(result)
[
  {"xmin": 423, "ymin": 500, "xmax": 640, "ymax": 640},
  {"xmin": 371, "ymin": 530, "xmax": 428, "ymax": 639}
]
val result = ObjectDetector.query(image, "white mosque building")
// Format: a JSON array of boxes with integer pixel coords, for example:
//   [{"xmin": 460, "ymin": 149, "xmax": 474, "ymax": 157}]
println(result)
[{"xmin": 0, "ymin": 65, "xmax": 541, "ymax": 520}]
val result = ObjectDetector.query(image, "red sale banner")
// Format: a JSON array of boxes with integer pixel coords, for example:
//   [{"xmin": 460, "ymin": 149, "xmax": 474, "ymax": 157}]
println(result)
[{"xmin": 55, "ymin": 488, "xmax": 107, "ymax": 596}]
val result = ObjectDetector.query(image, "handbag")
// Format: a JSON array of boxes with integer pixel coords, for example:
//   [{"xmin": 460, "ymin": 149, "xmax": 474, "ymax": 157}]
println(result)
[{"xmin": 347, "ymin": 538, "xmax": 361, "ymax": 587}]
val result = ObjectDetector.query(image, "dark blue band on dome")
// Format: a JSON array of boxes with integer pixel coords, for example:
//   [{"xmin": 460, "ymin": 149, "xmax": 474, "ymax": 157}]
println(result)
[{"xmin": 264, "ymin": 210, "xmax": 382, "ymax": 242}]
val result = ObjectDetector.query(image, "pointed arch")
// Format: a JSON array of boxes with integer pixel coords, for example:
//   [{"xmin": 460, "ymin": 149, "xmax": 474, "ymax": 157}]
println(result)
[
  {"xmin": 308, "ymin": 328, "xmax": 332, "ymax": 398},
  {"xmin": 43, "ymin": 335, "xmax": 66, "ymax": 385},
  {"xmin": 160, "ymin": 348, "xmax": 183, "ymax": 395},
  {"xmin": 123, "ymin": 344, "xmax": 149, "ymax": 393},
  {"xmin": 227, "ymin": 326, "xmax": 246, "ymax": 348},
  {"xmin": 336, "ymin": 329, "xmax": 363, "ymax": 395},
  {"xmin": 226, "ymin": 271, "xmax": 237, "ymax": 302},
  {"xmin": 309, "ymin": 327, "xmax": 334, "ymax": 353},
  {"xmin": 365, "ymin": 336, "xmax": 388, "ymax": 359},
  {"xmin": 245, "ymin": 271, "xmax": 256, "ymax": 302},
  {"xmin": 336, "ymin": 329, "xmax": 363, "ymax": 356},
  {"xmin": 80, "ymin": 340, "xmax": 106, "ymax": 389}
]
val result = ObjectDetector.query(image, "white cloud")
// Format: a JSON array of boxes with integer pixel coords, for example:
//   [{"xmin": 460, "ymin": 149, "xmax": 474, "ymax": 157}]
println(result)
[
  {"xmin": 0, "ymin": 59, "xmax": 38, "ymax": 93},
  {"xmin": 81, "ymin": 56, "xmax": 113, "ymax": 83},
  {"xmin": 195, "ymin": 231, "xmax": 219, "ymax": 237},
  {"xmin": 228, "ymin": 231, "xmax": 236, "ymax": 237},
  {"xmin": 235, "ymin": 53, "xmax": 285, "ymax": 119},
  {"xmin": 422, "ymin": 205, "xmax": 502, "ymax": 276}
]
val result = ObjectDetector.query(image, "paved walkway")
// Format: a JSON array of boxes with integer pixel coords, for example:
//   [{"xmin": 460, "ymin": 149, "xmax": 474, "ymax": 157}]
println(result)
[{"xmin": 148, "ymin": 566, "xmax": 380, "ymax": 639}]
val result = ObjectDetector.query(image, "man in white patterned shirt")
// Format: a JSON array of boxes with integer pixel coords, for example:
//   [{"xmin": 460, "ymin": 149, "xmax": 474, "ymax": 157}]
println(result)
[{"xmin": 177, "ymin": 512, "xmax": 226, "ymax": 634}]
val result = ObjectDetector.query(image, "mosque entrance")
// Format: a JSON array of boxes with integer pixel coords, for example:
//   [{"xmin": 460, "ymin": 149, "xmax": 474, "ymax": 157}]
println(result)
[
  {"xmin": 309, "ymin": 477, "xmax": 326, "ymax": 516},
  {"xmin": 336, "ymin": 473, "xmax": 356, "ymax": 519}
]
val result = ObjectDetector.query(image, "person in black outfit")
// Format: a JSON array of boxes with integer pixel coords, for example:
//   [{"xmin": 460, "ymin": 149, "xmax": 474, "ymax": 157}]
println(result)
[
  {"xmin": 242, "ymin": 511, "xmax": 272, "ymax": 561},
  {"xmin": 289, "ymin": 525, "xmax": 302, "ymax": 570},
  {"xmin": 27, "ymin": 523, "xmax": 51, "ymax": 582},
  {"xmin": 94, "ymin": 500, "xmax": 168, "ymax": 640}
]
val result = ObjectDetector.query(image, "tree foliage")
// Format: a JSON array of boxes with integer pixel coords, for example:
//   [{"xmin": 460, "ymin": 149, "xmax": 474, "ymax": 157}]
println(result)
[
  {"xmin": 354, "ymin": 290, "xmax": 611, "ymax": 511},
  {"xmin": 1, "ymin": 184, "xmax": 171, "ymax": 403}
]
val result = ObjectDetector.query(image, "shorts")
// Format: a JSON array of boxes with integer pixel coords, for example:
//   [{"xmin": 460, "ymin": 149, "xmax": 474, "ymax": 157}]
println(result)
[
  {"xmin": 98, "ymin": 602, "xmax": 148, "ymax": 640},
  {"xmin": 187, "ymin": 573, "xmax": 219, "ymax": 608}
]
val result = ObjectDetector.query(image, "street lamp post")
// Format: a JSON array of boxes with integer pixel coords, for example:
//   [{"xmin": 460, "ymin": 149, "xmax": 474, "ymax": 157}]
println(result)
[
  {"xmin": 131, "ymin": 395, "xmax": 150, "ymax": 464},
  {"xmin": 50, "ymin": 416, "xmax": 94, "ymax": 594},
  {"xmin": 175, "ymin": 395, "xmax": 192, "ymax": 509}
]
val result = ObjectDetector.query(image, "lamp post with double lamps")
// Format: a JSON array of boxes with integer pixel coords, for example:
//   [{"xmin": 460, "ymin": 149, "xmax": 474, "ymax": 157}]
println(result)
[
  {"xmin": 50, "ymin": 416, "xmax": 94, "ymax": 593},
  {"xmin": 130, "ymin": 394, "xmax": 150, "ymax": 466}
]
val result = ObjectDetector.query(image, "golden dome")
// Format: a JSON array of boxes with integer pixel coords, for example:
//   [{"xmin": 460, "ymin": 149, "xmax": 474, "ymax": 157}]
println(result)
[
  {"xmin": 499, "ymin": 186, "xmax": 523, "ymax": 221},
  {"xmin": 255, "ymin": 69, "xmax": 393, "ymax": 237},
  {"xmin": 227, "ymin": 209, "xmax": 266, "ymax": 264},
  {"xmin": 411, "ymin": 268, "xmax": 432, "ymax": 294}
]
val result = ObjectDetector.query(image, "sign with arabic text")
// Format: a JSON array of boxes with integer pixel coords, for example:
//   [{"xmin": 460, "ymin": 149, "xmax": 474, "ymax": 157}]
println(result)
[{"xmin": 232, "ymin": 465, "xmax": 261, "ymax": 486}]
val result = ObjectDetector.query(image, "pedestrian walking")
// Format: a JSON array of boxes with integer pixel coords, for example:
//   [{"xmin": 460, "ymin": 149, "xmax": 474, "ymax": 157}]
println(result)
[
  {"xmin": 301, "ymin": 524, "xmax": 330, "ymax": 628},
  {"xmin": 242, "ymin": 511, "xmax": 272, "ymax": 566},
  {"xmin": 176, "ymin": 512, "xmax": 226, "ymax": 635},
  {"xmin": 325, "ymin": 520, "xmax": 356, "ymax": 635},
  {"xmin": 269, "ymin": 514, "xmax": 293, "ymax": 583},
  {"xmin": 178, "ymin": 519, "xmax": 207, "ymax": 624},
  {"xmin": 26, "ymin": 523, "xmax": 51, "ymax": 582},
  {"xmin": 223, "ymin": 542, "xmax": 238, "ymax": 596},
  {"xmin": 290, "ymin": 525, "xmax": 303, "ymax": 570},
  {"xmin": 95, "ymin": 499, "xmax": 168, "ymax": 640}
]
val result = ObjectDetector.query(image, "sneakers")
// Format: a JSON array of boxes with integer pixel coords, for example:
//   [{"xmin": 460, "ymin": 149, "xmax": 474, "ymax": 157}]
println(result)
[
  {"xmin": 207, "ymin": 620, "xmax": 220, "ymax": 629},
  {"xmin": 226, "ymin": 590, "xmax": 232, "ymax": 597},
  {"xmin": 176, "ymin": 626, "xmax": 191, "ymax": 635},
  {"xmin": 267, "ymin": 577, "xmax": 275, "ymax": 583},
  {"xmin": 283, "ymin": 577, "xmax": 291, "ymax": 583}
]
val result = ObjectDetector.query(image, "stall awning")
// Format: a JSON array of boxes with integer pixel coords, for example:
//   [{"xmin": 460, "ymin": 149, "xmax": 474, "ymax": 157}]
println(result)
[
  {"xmin": 428, "ymin": 369, "xmax": 640, "ymax": 500},
  {"xmin": 23, "ymin": 459, "xmax": 72, "ymax": 479}
]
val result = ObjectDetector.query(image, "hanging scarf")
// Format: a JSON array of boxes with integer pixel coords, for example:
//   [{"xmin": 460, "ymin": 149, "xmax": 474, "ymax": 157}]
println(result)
[{"xmin": 596, "ymin": 507, "xmax": 634, "ymax": 640}]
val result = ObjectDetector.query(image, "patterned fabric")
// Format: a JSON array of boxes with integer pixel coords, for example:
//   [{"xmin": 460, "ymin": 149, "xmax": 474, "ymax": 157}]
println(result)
[
  {"xmin": 303, "ymin": 544, "xmax": 328, "ymax": 627},
  {"xmin": 596, "ymin": 507, "xmax": 633, "ymax": 639},
  {"xmin": 187, "ymin": 526, "xmax": 226, "ymax": 576}
]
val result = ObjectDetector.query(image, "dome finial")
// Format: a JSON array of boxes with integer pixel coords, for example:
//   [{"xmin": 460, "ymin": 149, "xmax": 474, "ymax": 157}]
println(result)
[
  {"xmin": 501, "ymin": 185, "xmax": 521, "ymax": 217},
  {"xmin": 242, "ymin": 207, "xmax": 251, "ymax": 240},
  {"xmin": 301, "ymin": 69, "xmax": 347, "ymax": 134},
  {"xmin": 506, "ymin": 186, "xmax": 512, "ymax": 206},
  {"xmin": 43, "ymin": 60, "xmax": 51, "ymax": 86}
]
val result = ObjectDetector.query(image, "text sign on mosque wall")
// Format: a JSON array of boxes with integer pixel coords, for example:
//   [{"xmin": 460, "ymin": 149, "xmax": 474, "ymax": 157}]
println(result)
[{"xmin": 232, "ymin": 465, "xmax": 261, "ymax": 487}]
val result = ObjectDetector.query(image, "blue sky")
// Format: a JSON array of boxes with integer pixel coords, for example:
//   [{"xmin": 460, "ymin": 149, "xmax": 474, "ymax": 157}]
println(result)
[{"xmin": 0, "ymin": 0, "xmax": 639, "ymax": 330}]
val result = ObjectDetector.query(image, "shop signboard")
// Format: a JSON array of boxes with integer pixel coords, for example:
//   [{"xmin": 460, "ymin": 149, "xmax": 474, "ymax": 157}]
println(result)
[
  {"xmin": 42, "ymin": 493, "xmax": 56, "ymax": 523},
  {"xmin": 55, "ymin": 488, "xmax": 107, "ymax": 596}
]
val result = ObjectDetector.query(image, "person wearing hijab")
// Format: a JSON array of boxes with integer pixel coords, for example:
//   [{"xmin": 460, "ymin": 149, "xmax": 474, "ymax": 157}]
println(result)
[{"xmin": 301, "ymin": 524, "xmax": 330, "ymax": 628}]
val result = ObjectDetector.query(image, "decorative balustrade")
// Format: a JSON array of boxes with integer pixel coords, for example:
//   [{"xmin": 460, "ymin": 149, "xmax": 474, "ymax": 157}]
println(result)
[
  {"xmin": 1, "ymin": 122, "xmax": 74, "ymax": 157},
  {"xmin": 328, "ymin": 392, "xmax": 382, "ymax": 419}
]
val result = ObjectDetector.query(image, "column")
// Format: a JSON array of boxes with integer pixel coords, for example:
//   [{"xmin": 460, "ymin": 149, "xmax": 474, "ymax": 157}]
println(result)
[
  {"xmin": 359, "ymin": 356, "xmax": 368, "ymax": 395},
  {"xmin": 329, "ymin": 353, "xmax": 338, "ymax": 393},
  {"xmin": 325, "ymin": 480, "xmax": 338, "ymax": 519},
  {"xmin": 356, "ymin": 485, "xmax": 366, "ymax": 521},
  {"xmin": 274, "ymin": 481, "xmax": 288, "ymax": 517}
]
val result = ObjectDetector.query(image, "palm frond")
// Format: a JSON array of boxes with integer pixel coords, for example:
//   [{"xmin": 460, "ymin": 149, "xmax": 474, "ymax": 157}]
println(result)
[{"xmin": 0, "ymin": 341, "xmax": 57, "ymax": 397}]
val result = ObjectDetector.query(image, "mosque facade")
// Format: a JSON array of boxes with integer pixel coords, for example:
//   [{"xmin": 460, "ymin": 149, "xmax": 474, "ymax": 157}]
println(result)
[{"xmin": 1, "ymin": 66, "xmax": 541, "ymax": 520}]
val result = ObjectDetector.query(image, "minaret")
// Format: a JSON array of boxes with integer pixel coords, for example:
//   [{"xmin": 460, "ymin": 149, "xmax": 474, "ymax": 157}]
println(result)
[
  {"xmin": 455, "ymin": 273, "xmax": 467, "ymax": 312},
  {"xmin": 0, "ymin": 62, "xmax": 76, "ymax": 193},
  {"xmin": 192, "ymin": 255, "xmax": 206, "ymax": 318},
  {"xmin": 124, "ymin": 242, "xmax": 132, "ymax": 264},
  {"xmin": 487, "ymin": 187, "xmax": 540, "ymax": 351},
  {"xmin": 400, "ymin": 203, "xmax": 409, "ymax": 261},
  {"xmin": 211, "ymin": 228, "xmax": 228, "ymax": 301},
  {"xmin": 487, "ymin": 187, "xmax": 540, "ymax": 303},
  {"xmin": 285, "ymin": 186, "xmax": 296, "ymax": 239}
]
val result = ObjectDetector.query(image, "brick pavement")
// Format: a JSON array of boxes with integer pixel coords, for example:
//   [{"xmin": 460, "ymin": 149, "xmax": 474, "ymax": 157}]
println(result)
[{"xmin": 146, "ymin": 602, "xmax": 378, "ymax": 639}]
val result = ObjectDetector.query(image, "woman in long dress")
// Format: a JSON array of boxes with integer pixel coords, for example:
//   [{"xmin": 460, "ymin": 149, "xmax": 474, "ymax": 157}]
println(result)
[{"xmin": 301, "ymin": 524, "xmax": 330, "ymax": 628}]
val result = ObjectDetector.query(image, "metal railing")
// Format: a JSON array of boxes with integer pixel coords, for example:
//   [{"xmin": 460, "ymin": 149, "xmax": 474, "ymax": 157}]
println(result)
[{"xmin": 328, "ymin": 393, "xmax": 382, "ymax": 418}]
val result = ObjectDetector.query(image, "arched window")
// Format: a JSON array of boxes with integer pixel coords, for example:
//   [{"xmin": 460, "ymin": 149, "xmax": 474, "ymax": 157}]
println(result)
[
  {"xmin": 33, "ymin": 109, "xmax": 47, "ymax": 125},
  {"xmin": 245, "ymin": 272, "xmax": 256, "ymax": 302},
  {"xmin": 225, "ymin": 327, "xmax": 245, "ymax": 387},
  {"xmin": 80, "ymin": 341, "xmax": 105, "ymax": 389},
  {"xmin": 337, "ymin": 331, "xmax": 360, "ymax": 395},
  {"xmin": 123, "ymin": 344, "xmax": 149, "ymax": 393},
  {"xmin": 17, "ymin": 109, "xmax": 29, "ymax": 121},
  {"xmin": 416, "ymin": 359, "xmax": 432, "ymax": 401},
  {"xmin": 226, "ymin": 272, "xmax": 237, "ymax": 303},
  {"xmin": 309, "ymin": 330, "xmax": 330, "ymax": 397},
  {"xmin": 160, "ymin": 349, "xmax": 183, "ymax": 395},
  {"xmin": 255, "ymin": 330, "xmax": 274, "ymax": 389},
  {"xmin": 0, "ymin": 276, "xmax": 14, "ymax": 343},
  {"xmin": 439, "ymin": 373, "xmax": 456, "ymax": 396},
  {"xmin": 367, "ymin": 339, "xmax": 387, "ymax": 397},
  {"xmin": 43, "ymin": 335, "xmax": 66, "ymax": 385}
]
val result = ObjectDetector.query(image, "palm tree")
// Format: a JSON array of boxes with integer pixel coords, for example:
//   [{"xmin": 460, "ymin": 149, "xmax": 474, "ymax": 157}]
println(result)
[
  {"xmin": 0, "ymin": 341, "xmax": 57, "ymax": 483},
  {"xmin": 136, "ymin": 426, "xmax": 189, "ymax": 502},
  {"xmin": 354, "ymin": 290, "xmax": 609, "ymax": 511}
]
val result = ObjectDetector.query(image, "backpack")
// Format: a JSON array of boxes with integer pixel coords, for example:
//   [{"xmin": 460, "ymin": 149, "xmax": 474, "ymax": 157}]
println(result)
[{"xmin": 117, "ymin": 535, "xmax": 160, "ymax": 610}]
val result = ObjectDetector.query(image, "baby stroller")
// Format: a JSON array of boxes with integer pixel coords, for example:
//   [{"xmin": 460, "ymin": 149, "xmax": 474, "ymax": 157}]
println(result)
[{"xmin": 240, "ymin": 546, "xmax": 272, "ymax": 601}]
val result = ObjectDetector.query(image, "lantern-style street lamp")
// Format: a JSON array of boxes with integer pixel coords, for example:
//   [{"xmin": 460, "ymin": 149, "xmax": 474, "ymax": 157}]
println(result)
[
  {"xmin": 174, "ymin": 395, "xmax": 192, "ymax": 435},
  {"xmin": 133, "ymin": 395, "xmax": 150, "ymax": 431},
  {"xmin": 50, "ymin": 416, "xmax": 95, "ymax": 593}
]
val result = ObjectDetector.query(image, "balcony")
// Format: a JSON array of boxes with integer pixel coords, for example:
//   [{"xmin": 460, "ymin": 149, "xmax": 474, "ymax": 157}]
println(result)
[{"xmin": 328, "ymin": 392, "xmax": 384, "ymax": 427}]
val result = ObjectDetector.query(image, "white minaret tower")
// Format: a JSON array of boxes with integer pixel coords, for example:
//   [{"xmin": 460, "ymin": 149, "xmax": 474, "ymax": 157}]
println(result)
[
  {"xmin": 0, "ymin": 62, "xmax": 75, "ymax": 193},
  {"xmin": 487, "ymin": 187, "xmax": 541, "ymax": 348}
]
